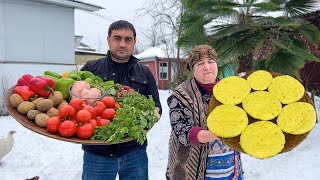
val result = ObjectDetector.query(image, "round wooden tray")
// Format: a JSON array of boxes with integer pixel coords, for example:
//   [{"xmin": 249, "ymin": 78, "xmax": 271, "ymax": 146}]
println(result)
[
  {"xmin": 5, "ymin": 86, "xmax": 133, "ymax": 145},
  {"xmin": 208, "ymin": 71, "xmax": 314, "ymax": 153}
]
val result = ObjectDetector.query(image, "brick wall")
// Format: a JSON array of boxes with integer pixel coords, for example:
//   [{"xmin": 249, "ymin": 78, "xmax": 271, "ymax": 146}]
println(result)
[{"xmin": 75, "ymin": 54, "xmax": 106, "ymax": 65}]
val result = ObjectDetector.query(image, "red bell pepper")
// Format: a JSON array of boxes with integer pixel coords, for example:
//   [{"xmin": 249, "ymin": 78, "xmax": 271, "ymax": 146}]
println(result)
[
  {"xmin": 17, "ymin": 74, "xmax": 33, "ymax": 86},
  {"xmin": 14, "ymin": 86, "xmax": 36, "ymax": 101},
  {"xmin": 29, "ymin": 76, "xmax": 55, "ymax": 98}
]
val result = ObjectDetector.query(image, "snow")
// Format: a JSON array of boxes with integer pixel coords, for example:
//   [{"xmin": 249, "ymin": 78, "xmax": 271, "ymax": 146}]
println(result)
[
  {"xmin": 0, "ymin": 91, "xmax": 319, "ymax": 180},
  {"xmin": 134, "ymin": 47, "xmax": 166, "ymax": 59}
]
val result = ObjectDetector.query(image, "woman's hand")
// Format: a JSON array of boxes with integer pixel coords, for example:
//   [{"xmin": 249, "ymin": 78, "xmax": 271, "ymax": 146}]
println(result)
[{"xmin": 197, "ymin": 130, "xmax": 217, "ymax": 143}]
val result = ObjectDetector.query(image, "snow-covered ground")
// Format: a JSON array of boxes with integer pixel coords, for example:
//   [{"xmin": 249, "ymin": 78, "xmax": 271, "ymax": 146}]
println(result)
[{"xmin": 0, "ymin": 90, "xmax": 319, "ymax": 180}]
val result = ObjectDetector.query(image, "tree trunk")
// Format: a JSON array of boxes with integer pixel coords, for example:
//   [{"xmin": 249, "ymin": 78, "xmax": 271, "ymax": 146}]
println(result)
[{"xmin": 238, "ymin": 53, "xmax": 253, "ymax": 73}]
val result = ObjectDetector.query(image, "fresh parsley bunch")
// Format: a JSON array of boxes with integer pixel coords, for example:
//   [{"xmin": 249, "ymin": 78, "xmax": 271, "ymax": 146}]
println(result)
[{"xmin": 91, "ymin": 89, "xmax": 159, "ymax": 144}]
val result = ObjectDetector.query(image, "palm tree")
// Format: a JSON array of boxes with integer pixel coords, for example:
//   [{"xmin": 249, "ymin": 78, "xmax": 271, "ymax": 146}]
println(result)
[{"xmin": 179, "ymin": 0, "xmax": 320, "ymax": 78}]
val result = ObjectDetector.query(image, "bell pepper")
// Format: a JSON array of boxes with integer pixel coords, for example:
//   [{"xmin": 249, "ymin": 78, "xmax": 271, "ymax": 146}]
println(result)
[
  {"xmin": 29, "ymin": 76, "xmax": 55, "ymax": 98},
  {"xmin": 43, "ymin": 75, "xmax": 59, "ymax": 86},
  {"xmin": 95, "ymin": 75, "xmax": 104, "ymax": 84},
  {"xmin": 44, "ymin": 70, "xmax": 61, "ymax": 79},
  {"xmin": 61, "ymin": 71, "xmax": 70, "ymax": 78},
  {"xmin": 69, "ymin": 70, "xmax": 81, "ymax": 80},
  {"xmin": 14, "ymin": 86, "xmax": 36, "ymax": 101},
  {"xmin": 80, "ymin": 71, "xmax": 96, "ymax": 80},
  {"xmin": 55, "ymin": 78, "xmax": 76, "ymax": 100},
  {"xmin": 17, "ymin": 74, "xmax": 33, "ymax": 86},
  {"xmin": 84, "ymin": 78, "xmax": 94, "ymax": 84}
]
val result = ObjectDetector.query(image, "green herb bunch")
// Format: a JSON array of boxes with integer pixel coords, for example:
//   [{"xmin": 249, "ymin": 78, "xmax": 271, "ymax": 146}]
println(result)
[{"xmin": 91, "ymin": 89, "xmax": 159, "ymax": 144}]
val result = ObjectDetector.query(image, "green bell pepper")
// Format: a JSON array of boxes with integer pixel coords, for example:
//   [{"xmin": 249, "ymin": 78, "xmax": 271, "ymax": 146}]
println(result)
[
  {"xmin": 80, "ymin": 71, "xmax": 96, "ymax": 81},
  {"xmin": 69, "ymin": 70, "xmax": 81, "ymax": 80},
  {"xmin": 44, "ymin": 70, "xmax": 61, "ymax": 79},
  {"xmin": 55, "ymin": 78, "xmax": 76, "ymax": 100},
  {"xmin": 95, "ymin": 75, "xmax": 104, "ymax": 83},
  {"xmin": 84, "ymin": 78, "xmax": 94, "ymax": 84}
]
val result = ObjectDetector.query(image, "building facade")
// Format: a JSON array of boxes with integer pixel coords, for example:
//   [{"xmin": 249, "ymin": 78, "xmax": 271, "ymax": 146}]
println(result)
[{"xmin": 0, "ymin": 0, "xmax": 103, "ymax": 115}]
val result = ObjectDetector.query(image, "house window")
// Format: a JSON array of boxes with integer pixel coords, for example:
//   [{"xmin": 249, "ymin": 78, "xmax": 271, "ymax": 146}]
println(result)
[{"xmin": 159, "ymin": 62, "xmax": 168, "ymax": 80}]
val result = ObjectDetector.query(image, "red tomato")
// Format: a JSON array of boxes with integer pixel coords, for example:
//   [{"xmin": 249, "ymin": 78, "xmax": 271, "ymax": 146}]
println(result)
[
  {"xmin": 76, "ymin": 109, "xmax": 92, "ymax": 124},
  {"xmin": 59, "ymin": 105, "xmax": 76, "ymax": 119},
  {"xmin": 69, "ymin": 98, "xmax": 84, "ymax": 112},
  {"xmin": 94, "ymin": 101, "xmax": 106, "ymax": 115},
  {"xmin": 101, "ymin": 96, "xmax": 116, "ymax": 108},
  {"xmin": 89, "ymin": 119, "xmax": 97, "ymax": 128},
  {"xmin": 95, "ymin": 115, "xmax": 102, "ymax": 121},
  {"xmin": 59, "ymin": 120, "xmax": 77, "ymax": 137},
  {"xmin": 97, "ymin": 118, "xmax": 111, "ymax": 126},
  {"xmin": 83, "ymin": 105, "xmax": 97, "ymax": 119},
  {"xmin": 114, "ymin": 103, "xmax": 120, "ymax": 109},
  {"xmin": 76, "ymin": 123, "xmax": 94, "ymax": 139},
  {"xmin": 101, "ymin": 108, "xmax": 116, "ymax": 120},
  {"xmin": 46, "ymin": 116, "xmax": 60, "ymax": 133}
]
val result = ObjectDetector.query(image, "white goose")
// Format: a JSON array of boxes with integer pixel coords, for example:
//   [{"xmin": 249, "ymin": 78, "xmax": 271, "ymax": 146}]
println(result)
[{"xmin": 0, "ymin": 130, "xmax": 16, "ymax": 165}]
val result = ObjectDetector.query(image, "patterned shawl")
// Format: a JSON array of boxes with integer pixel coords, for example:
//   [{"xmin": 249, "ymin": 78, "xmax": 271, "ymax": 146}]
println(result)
[{"xmin": 166, "ymin": 77, "xmax": 209, "ymax": 180}]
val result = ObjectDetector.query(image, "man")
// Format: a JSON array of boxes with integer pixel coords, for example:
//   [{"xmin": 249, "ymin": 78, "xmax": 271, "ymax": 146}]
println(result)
[{"xmin": 81, "ymin": 20, "xmax": 162, "ymax": 180}]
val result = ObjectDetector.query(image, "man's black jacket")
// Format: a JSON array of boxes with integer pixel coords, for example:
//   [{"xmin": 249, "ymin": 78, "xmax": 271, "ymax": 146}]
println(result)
[{"xmin": 80, "ymin": 52, "xmax": 162, "ymax": 157}]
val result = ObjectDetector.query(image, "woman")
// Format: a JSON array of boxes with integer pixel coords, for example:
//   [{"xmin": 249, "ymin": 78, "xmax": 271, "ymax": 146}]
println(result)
[{"xmin": 166, "ymin": 45, "xmax": 243, "ymax": 180}]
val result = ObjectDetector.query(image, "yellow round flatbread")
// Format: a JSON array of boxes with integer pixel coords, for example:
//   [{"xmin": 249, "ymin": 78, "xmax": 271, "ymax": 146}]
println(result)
[
  {"xmin": 242, "ymin": 91, "xmax": 282, "ymax": 120},
  {"xmin": 277, "ymin": 102, "xmax": 316, "ymax": 135},
  {"xmin": 247, "ymin": 70, "xmax": 273, "ymax": 90},
  {"xmin": 268, "ymin": 75, "xmax": 305, "ymax": 104},
  {"xmin": 213, "ymin": 76, "xmax": 251, "ymax": 105},
  {"xmin": 207, "ymin": 104, "xmax": 248, "ymax": 138},
  {"xmin": 240, "ymin": 121, "xmax": 285, "ymax": 159}
]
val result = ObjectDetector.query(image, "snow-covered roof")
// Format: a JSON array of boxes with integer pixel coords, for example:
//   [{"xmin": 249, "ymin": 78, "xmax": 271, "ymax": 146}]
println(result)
[
  {"xmin": 134, "ymin": 47, "xmax": 166, "ymax": 60},
  {"xmin": 75, "ymin": 32, "xmax": 83, "ymax": 37},
  {"xmin": 29, "ymin": 0, "xmax": 104, "ymax": 12},
  {"xmin": 75, "ymin": 49, "xmax": 106, "ymax": 55}
]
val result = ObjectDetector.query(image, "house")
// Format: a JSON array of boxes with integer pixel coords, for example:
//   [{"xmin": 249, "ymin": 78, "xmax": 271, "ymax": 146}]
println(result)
[
  {"xmin": 74, "ymin": 33, "xmax": 107, "ymax": 65},
  {"xmin": 76, "ymin": 49, "xmax": 106, "ymax": 65},
  {"xmin": 74, "ymin": 46, "xmax": 186, "ymax": 90},
  {"xmin": 299, "ymin": 10, "xmax": 320, "ymax": 95},
  {"xmin": 0, "ymin": 0, "xmax": 103, "ymax": 115},
  {"xmin": 135, "ymin": 47, "xmax": 186, "ymax": 90}
]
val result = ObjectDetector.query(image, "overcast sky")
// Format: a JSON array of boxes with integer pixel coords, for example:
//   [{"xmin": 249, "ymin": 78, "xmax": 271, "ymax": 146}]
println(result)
[
  {"xmin": 74, "ymin": 0, "xmax": 152, "ymax": 53},
  {"xmin": 74, "ymin": 0, "xmax": 320, "ymax": 54}
]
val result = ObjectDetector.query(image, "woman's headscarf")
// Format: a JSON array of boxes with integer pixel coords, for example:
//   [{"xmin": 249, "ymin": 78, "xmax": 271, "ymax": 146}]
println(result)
[{"xmin": 186, "ymin": 44, "xmax": 218, "ymax": 71}]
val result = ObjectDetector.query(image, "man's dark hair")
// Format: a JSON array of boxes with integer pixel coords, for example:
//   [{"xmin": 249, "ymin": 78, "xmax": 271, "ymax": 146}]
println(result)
[{"xmin": 108, "ymin": 20, "xmax": 136, "ymax": 39}]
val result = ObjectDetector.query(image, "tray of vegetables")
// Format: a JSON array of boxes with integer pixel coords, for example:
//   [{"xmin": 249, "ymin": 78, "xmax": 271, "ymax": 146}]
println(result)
[{"xmin": 5, "ymin": 70, "xmax": 160, "ymax": 145}]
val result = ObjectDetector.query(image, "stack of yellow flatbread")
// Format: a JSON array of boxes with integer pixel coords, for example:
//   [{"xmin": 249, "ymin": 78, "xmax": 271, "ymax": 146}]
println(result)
[{"xmin": 207, "ymin": 70, "xmax": 317, "ymax": 159}]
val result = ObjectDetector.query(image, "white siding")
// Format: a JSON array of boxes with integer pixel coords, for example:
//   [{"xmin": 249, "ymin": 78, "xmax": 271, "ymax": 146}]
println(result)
[
  {"xmin": 1, "ymin": 0, "xmax": 75, "ymax": 64},
  {"xmin": 0, "ymin": 0, "xmax": 81, "ymax": 113},
  {"xmin": 0, "ymin": 2, "xmax": 5, "ymax": 60}
]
